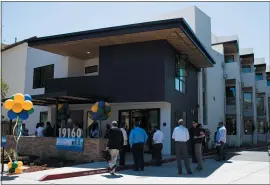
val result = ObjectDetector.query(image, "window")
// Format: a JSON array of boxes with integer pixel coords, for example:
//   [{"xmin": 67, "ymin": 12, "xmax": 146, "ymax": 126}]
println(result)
[
  {"xmin": 257, "ymin": 120, "xmax": 266, "ymax": 134},
  {"xmin": 225, "ymin": 55, "xmax": 234, "ymax": 63},
  {"xmin": 244, "ymin": 119, "xmax": 253, "ymax": 135},
  {"xmin": 175, "ymin": 54, "xmax": 187, "ymax": 93},
  {"xmin": 40, "ymin": 111, "xmax": 48, "ymax": 123},
  {"xmin": 267, "ymin": 80, "xmax": 270, "ymax": 86},
  {"xmin": 226, "ymin": 87, "xmax": 236, "ymax": 105},
  {"xmin": 226, "ymin": 117, "xmax": 237, "ymax": 135},
  {"xmin": 243, "ymin": 92, "xmax": 252, "ymax": 109},
  {"xmin": 256, "ymin": 73, "xmax": 263, "ymax": 81},
  {"xmin": 85, "ymin": 65, "xmax": 98, "ymax": 74},
  {"xmin": 33, "ymin": 65, "xmax": 54, "ymax": 89},
  {"xmin": 256, "ymin": 96, "xmax": 265, "ymax": 116},
  {"xmin": 242, "ymin": 66, "xmax": 251, "ymax": 73}
]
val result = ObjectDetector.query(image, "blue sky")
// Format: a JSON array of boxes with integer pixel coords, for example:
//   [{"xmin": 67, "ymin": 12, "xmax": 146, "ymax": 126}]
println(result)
[{"xmin": 2, "ymin": 2, "xmax": 269, "ymax": 65}]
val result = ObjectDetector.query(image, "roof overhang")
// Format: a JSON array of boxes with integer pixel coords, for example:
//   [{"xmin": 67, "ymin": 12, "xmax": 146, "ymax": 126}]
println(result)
[
  {"xmin": 28, "ymin": 18, "xmax": 215, "ymax": 68},
  {"xmin": 241, "ymin": 54, "xmax": 254, "ymax": 65},
  {"xmin": 212, "ymin": 40, "xmax": 238, "ymax": 54},
  {"xmin": 255, "ymin": 63, "xmax": 266, "ymax": 72}
]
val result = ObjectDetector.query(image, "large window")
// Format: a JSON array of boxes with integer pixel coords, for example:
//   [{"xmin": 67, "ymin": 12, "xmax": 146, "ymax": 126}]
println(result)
[
  {"xmin": 267, "ymin": 80, "xmax": 270, "ymax": 86},
  {"xmin": 225, "ymin": 55, "xmax": 234, "ymax": 63},
  {"xmin": 244, "ymin": 119, "xmax": 253, "ymax": 135},
  {"xmin": 256, "ymin": 73, "xmax": 263, "ymax": 81},
  {"xmin": 226, "ymin": 117, "xmax": 237, "ymax": 135},
  {"xmin": 242, "ymin": 66, "xmax": 251, "ymax": 73},
  {"xmin": 243, "ymin": 92, "xmax": 252, "ymax": 109},
  {"xmin": 175, "ymin": 54, "xmax": 187, "ymax": 93},
  {"xmin": 257, "ymin": 120, "xmax": 266, "ymax": 134},
  {"xmin": 256, "ymin": 96, "xmax": 265, "ymax": 116},
  {"xmin": 33, "ymin": 65, "xmax": 54, "ymax": 89},
  {"xmin": 226, "ymin": 86, "xmax": 236, "ymax": 105},
  {"xmin": 40, "ymin": 111, "xmax": 48, "ymax": 123}
]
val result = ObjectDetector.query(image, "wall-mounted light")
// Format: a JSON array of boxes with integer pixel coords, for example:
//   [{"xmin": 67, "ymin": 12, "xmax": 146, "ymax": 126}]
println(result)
[{"xmin": 87, "ymin": 52, "xmax": 91, "ymax": 54}]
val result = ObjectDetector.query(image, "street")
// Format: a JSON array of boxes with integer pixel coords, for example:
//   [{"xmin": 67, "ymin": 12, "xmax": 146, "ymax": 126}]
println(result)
[{"xmin": 1, "ymin": 146, "xmax": 269, "ymax": 184}]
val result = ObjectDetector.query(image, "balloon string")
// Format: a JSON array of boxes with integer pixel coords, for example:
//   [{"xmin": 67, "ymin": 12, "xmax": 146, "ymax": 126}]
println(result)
[
  {"xmin": 4, "ymin": 150, "xmax": 12, "ymax": 163},
  {"xmin": 12, "ymin": 117, "xmax": 22, "ymax": 161}
]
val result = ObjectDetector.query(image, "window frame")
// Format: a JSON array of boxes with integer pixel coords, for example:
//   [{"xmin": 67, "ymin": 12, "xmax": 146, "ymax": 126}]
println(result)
[
  {"xmin": 225, "ymin": 117, "xmax": 237, "ymax": 135},
  {"xmin": 256, "ymin": 73, "xmax": 263, "ymax": 81},
  {"xmin": 33, "ymin": 64, "xmax": 54, "ymax": 89},
  {"xmin": 243, "ymin": 92, "xmax": 252, "ymax": 109},
  {"xmin": 85, "ymin": 65, "xmax": 98, "ymax": 74},
  {"xmin": 175, "ymin": 54, "xmax": 187, "ymax": 94},
  {"xmin": 243, "ymin": 118, "xmax": 253, "ymax": 135},
  {"xmin": 39, "ymin": 111, "xmax": 48, "ymax": 123},
  {"xmin": 225, "ymin": 55, "xmax": 234, "ymax": 63},
  {"xmin": 242, "ymin": 66, "xmax": 252, "ymax": 73}
]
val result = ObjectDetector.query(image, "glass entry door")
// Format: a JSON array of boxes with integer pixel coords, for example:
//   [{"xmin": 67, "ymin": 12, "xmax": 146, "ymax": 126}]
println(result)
[{"xmin": 119, "ymin": 108, "xmax": 160, "ymax": 153}]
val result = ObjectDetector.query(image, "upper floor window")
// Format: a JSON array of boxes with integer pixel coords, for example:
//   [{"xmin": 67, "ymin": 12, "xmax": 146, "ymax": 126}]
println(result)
[
  {"xmin": 267, "ymin": 80, "xmax": 270, "ymax": 86},
  {"xmin": 256, "ymin": 96, "xmax": 265, "ymax": 116},
  {"xmin": 175, "ymin": 54, "xmax": 187, "ymax": 93},
  {"xmin": 85, "ymin": 65, "xmax": 98, "ymax": 74},
  {"xmin": 226, "ymin": 86, "xmax": 236, "ymax": 105},
  {"xmin": 256, "ymin": 73, "xmax": 263, "ymax": 81},
  {"xmin": 242, "ymin": 66, "xmax": 251, "ymax": 73},
  {"xmin": 243, "ymin": 92, "xmax": 252, "ymax": 109},
  {"xmin": 33, "ymin": 65, "xmax": 54, "ymax": 89},
  {"xmin": 225, "ymin": 55, "xmax": 234, "ymax": 63}
]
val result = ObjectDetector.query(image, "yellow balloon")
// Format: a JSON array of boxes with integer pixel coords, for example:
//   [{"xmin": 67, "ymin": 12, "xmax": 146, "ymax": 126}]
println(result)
[
  {"xmin": 7, "ymin": 162, "xmax": 12, "ymax": 169},
  {"xmin": 91, "ymin": 105, "xmax": 98, "ymax": 112},
  {"xmin": 23, "ymin": 100, "xmax": 33, "ymax": 111},
  {"xmin": 15, "ymin": 168, "xmax": 23, "ymax": 174},
  {"xmin": 17, "ymin": 161, "xmax": 23, "ymax": 167},
  {"xmin": 58, "ymin": 104, "xmax": 63, "ymax": 110},
  {"xmin": 13, "ymin": 93, "xmax": 25, "ymax": 104},
  {"xmin": 4, "ymin": 99, "xmax": 14, "ymax": 110},
  {"xmin": 12, "ymin": 103, "xmax": 23, "ymax": 113}
]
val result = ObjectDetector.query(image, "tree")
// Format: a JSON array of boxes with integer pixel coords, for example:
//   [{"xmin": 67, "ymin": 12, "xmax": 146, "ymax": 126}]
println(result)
[{"xmin": 1, "ymin": 77, "xmax": 8, "ymax": 99}]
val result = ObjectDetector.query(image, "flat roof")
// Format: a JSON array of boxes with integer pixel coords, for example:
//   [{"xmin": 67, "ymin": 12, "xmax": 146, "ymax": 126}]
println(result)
[
  {"xmin": 28, "ymin": 18, "xmax": 215, "ymax": 68},
  {"xmin": 1, "ymin": 37, "xmax": 37, "ymax": 52}
]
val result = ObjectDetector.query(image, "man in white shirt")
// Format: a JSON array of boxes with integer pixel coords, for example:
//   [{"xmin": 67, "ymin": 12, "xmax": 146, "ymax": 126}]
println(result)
[
  {"xmin": 172, "ymin": 119, "xmax": 192, "ymax": 175},
  {"xmin": 119, "ymin": 123, "xmax": 128, "ymax": 166},
  {"xmin": 216, "ymin": 122, "xmax": 227, "ymax": 161},
  {"xmin": 152, "ymin": 126, "xmax": 164, "ymax": 166}
]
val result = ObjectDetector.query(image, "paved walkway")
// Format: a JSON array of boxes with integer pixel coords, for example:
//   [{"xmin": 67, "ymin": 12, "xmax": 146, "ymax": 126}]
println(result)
[{"xmin": 2, "ymin": 148, "xmax": 269, "ymax": 184}]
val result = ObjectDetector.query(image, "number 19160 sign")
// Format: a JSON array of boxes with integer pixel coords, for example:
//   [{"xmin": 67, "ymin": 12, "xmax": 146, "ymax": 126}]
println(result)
[{"xmin": 58, "ymin": 128, "xmax": 82, "ymax": 138}]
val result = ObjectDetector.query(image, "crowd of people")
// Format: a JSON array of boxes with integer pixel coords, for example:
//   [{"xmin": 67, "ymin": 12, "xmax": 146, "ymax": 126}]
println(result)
[{"xmin": 105, "ymin": 119, "xmax": 227, "ymax": 176}]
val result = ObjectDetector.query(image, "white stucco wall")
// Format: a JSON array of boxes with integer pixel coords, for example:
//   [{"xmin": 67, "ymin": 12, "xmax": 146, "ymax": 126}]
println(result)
[
  {"xmin": 68, "ymin": 57, "xmax": 85, "ymax": 77},
  {"xmin": 206, "ymin": 44, "xmax": 225, "ymax": 145}
]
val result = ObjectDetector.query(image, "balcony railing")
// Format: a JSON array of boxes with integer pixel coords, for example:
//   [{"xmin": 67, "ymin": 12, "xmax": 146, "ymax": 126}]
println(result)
[{"xmin": 226, "ymin": 97, "xmax": 236, "ymax": 105}]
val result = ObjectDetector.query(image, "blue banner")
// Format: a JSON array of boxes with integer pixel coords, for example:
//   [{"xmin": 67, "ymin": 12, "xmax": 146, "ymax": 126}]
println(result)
[
  {"xmin": 2, "ymin": 136, "xmax": 6, "ymax": 148},
  {"xmin": 56, "ymin": 138, "xmax": 84, "ymax": 152}
]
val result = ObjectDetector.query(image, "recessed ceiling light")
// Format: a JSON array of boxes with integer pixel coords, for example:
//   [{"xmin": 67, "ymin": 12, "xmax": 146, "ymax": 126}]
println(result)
[{"xmin": 87, "ymin": 52, "xmax": 90, "ymax": 54}]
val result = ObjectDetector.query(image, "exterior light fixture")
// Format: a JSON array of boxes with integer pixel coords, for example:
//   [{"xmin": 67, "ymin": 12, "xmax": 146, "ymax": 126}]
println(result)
[{"xmin": 87, "ymin": 52, "xmax": 90, "ymax": 54}]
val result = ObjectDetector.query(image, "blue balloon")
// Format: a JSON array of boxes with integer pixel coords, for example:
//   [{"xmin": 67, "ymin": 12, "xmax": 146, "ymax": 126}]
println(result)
[
  {"xmin": 24, "ymin": 94, "xmax": 32, "ymax": 101},
  {"xmin": 18, "ymin": 110, "xmax": 29, "ymax": 120},
  {"xmin": 98, "ymin": 101, "xmax": 105, "ymax": 108},
  {"xmin": 8, "ymin": 110, "xmax": 17, "ymax": 120}
]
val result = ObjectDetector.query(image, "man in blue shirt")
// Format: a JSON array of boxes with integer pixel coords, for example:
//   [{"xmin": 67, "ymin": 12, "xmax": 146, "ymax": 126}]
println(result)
[
  {"xmin": 129, "ymin": 120, "xmax": 148, "ymax": 171},
  {"xmin": 216, "ymin": 122, "xmax": 227, "ymax": 161}
]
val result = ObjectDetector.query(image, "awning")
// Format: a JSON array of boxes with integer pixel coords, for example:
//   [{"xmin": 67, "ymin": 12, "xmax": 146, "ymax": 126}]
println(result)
[
  {"xmin": 28, "ymin": 18, "xmax": 215, "ymax": 68},
  {"xmin": 2, "ymin": 92, "xmax": 109, "ymax": 106}
]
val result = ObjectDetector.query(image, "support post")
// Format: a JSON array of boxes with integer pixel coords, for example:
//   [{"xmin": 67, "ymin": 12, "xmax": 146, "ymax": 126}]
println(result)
[{"xmin": 54, "ymin": 98, "xmax": 59, "ymax": 137}]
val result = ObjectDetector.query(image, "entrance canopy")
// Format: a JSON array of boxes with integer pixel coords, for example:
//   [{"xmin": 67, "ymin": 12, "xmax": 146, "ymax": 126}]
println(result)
[
  {"xmin": 28, "ymin": 18, "xmax": 215, "ymax": 68},
  {"xmin": 1, "ymin": 92, "xmax": 109, "ymax": 106}
]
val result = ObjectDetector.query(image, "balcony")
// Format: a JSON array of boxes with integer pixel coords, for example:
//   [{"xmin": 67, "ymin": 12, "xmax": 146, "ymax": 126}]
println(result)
[
  {"xmin": 256, "ymin": 80, "xmax": 267, "ymax": 93},
  {"xmin": 226, "ymin": 97, "xmax": 236, "ymax": 114},
  {"xmin": 241, "ymin": 72, "xmax": 255, "ymax": 87},
  {"xmin": 224, "ymin": 62, "xmax": 241, "ymax": 80}
]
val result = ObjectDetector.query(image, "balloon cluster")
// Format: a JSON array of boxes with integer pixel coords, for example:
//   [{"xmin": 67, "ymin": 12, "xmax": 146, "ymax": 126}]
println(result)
[
  {"xmin": 4, "ymin": 93, "xmax": 34, "ymax": 120},
  {"xmin": 7, "ymin": 161, "xmax": 23, "ymax": 174},
  {"xmin": 89, "ymin": 101, "xmax": 111, "ymax": 121}
]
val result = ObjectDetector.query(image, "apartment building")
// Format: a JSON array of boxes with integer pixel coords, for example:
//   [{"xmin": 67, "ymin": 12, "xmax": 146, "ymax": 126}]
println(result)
[{"xmin": 2, "ymin": 6, "xmax": 268, "ymax": 153}]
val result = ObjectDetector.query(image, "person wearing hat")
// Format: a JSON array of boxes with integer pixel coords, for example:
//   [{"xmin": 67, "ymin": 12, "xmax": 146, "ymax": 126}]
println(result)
[
  {"xmin": 106, "ymin": 121, "xmax": 123, "ymax": 175},
  {"xmin": 129, "ymin": 119, "xmax": 148, "ymax": 171},
  {"xmin": 172, "ymin": 119, "xmax": 192, "ymax": 175}
]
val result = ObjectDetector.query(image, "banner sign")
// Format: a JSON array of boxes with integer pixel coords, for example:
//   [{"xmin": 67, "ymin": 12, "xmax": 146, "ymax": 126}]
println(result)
[
  {"xmin": 2, "ymin": 136, "xmax": 6, "ymax": 148},
  {"xmin": 56, "ymin": 137, "xmax": 84, "ymax": 152}
]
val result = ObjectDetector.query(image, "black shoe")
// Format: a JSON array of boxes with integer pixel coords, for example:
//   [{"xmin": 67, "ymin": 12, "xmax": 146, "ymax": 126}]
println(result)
[
  {"xmin": 187, "ymin": 171, "xmax": 193, "ymax": 175},
  {"xmin": 196, "ymin": 167, "xmax": 203, "ymax": 171},
  {"xmin": 192, "ymin": 160, "xmax": 197, "ymax": 163},
  {"xmin": 178, "ymin": 172, "xmax": 182, "ymax": 175},
  {"xmin": 133, "ymin": 169, "xmax": 139, "ymax": 171},
  {"xmin": 110, "ymin": 172, "xmax": 115, "ymax": 175}
]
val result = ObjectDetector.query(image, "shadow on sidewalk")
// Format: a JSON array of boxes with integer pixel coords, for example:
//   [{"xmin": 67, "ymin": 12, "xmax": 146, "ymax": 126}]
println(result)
[{"xmin": 1, "ymin": 175, "xmax": 19, "ymax": 181}]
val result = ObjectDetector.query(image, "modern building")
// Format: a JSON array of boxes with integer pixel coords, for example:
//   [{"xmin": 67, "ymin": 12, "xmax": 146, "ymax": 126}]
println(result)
[{"xmin": 2, "ymin": 6, "xmax": 269, "ymax": 155}]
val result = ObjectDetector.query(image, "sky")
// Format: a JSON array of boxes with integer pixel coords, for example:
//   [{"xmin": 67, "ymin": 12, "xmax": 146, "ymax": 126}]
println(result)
[{"xmin": 1, "ymin": 2, "xmax": 269, "ymax": 66}]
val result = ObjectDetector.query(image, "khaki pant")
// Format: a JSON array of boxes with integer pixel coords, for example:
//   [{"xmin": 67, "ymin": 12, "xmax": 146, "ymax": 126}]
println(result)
[
  {"xmin": 195, "ymin": 143, "xmax": 203, "ymax": 169},
  {"xmin": 109, "ymin": 149, "xmax": 119, "ymax": 173},
  {"xmin": 175, "ymin": 142, "xmax": 191, "ymax": 173}
]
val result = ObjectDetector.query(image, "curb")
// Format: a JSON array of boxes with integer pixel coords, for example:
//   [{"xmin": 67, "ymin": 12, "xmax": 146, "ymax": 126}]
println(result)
[{"xmin": 38, "ymin": 144, "xmax": 267, "ymax": 181}]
